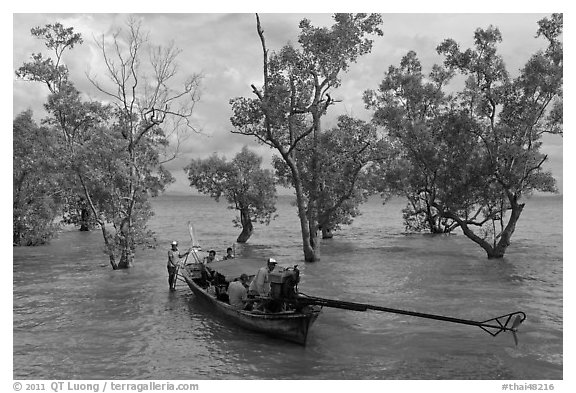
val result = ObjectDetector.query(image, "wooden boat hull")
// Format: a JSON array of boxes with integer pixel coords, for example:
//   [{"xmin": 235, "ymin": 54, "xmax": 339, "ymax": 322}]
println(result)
[{"xmin": 181, "ymin": 269, "xmax": 321, "ymax": 345}]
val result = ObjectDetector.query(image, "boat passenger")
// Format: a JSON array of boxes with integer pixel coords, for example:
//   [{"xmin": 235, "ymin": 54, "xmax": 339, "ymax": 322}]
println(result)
[
  {"xmin": 212, "ymin": 271, "xmax": 229, "ymax": 302},
  {"xmin": 228, "ymin": 274, "xmax": 249, "ymax": 309},
  {"xmin": 222, "ymin": 247, "xmax": 235, "ymax": 260},
  {"xmin": 203, "ymin": 249, "xmax": 218, "ymax": 264},
  {"xmin": 248, "ymin": 257, "xmax": 277, "ymax": 297},
  {"xmin": 167, "ymin": 241, "xmax": 191, "ymax": 291}
]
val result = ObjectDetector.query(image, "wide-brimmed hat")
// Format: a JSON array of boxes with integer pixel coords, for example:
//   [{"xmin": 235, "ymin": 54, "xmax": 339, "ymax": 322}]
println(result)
[
  {"xmin": 171, "ymin": 241, "xmax": 178, "ymax": 246},
  {"xmin": 267, "ymin": 258, "xmax": 277, "ymax": 264}
]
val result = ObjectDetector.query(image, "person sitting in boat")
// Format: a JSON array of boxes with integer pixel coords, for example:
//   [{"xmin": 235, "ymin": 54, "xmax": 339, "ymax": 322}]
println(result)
[
  {"xmin": 199, "ymin": 249, "xmax": 218, "ymax": 282},
  {"xmin": 203, "ymin": 249, "xmax": 218, "ymax": 264},
  {"xmin": 248, "ymin": 257, "xmax": 277, "ymax": 297},
  {"xmin": 227, "ymin": 274, "xmax": 249, "ymax": 309},
  {"xmin": 213, "ymin": 271, "xmax": 230, "ymax": 302},
  {"xmin": 222, "ymin": 247, "xmax": 235, "ymax": 260},
  {"xmin": 167, "ymin": 241, "xmax": 191, "ymax": 291}
]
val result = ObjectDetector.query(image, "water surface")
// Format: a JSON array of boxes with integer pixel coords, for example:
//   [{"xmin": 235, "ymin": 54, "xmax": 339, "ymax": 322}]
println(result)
[{"xmin": 13, "ymin": 195, "xmax": 563, "ymax": 379}]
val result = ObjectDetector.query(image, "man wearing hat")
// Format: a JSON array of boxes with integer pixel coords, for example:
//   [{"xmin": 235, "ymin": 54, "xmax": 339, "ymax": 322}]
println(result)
[
  {"xmin": 167, "ymin": 240, "xmax": 190, "ymax": 291},
  {"xmin": 248, "ymin": 257, "xmax": 278, "ymax": 297}
]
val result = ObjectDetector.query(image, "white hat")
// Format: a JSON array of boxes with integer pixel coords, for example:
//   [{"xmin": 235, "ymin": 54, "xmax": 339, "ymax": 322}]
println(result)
[
  {"xmin": 267, "ymin": 258, "xmax": 277, "ymax": 264},
  {"xmin": 171, "ymin": 241, "xmax": 178, "ymax": 246}
]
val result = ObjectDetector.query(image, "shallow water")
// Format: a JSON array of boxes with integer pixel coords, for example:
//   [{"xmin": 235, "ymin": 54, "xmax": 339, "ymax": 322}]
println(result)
[{"xmin": 13, "ymin": 195, "xmax": 562, "ymax": 379}]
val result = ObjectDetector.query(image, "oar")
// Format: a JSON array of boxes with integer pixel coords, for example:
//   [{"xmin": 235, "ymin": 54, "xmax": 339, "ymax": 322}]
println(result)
[{"xmin": 296, "ymin": 294, "xmax": 526, "ymax": 344}]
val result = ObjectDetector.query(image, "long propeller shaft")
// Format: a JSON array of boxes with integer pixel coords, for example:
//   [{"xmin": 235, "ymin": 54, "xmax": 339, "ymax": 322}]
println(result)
[{"xmin": 296, "ymin": 295, "xmax": 525, "ymax": 341}]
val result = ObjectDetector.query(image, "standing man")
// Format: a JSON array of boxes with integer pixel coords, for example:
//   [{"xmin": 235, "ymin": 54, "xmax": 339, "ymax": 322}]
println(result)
[
  {"xmin": 248, "ymin": 257, "xmax": 277, "ymax": 297},
  {"xmin": 167, "ymin": 241, "xmax": 190, "ymax": 291}
]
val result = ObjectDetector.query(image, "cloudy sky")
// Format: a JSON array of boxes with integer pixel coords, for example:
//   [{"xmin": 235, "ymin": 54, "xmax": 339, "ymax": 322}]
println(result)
[{"xmin": 11, "ymin": 5, "xmax": 564, "ymax": 195}]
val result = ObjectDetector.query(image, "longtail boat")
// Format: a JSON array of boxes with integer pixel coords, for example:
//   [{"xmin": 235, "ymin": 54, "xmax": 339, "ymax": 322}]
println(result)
[{"xmin": 179, "ymin": 262, "xmax": 321, "ymax": 345}]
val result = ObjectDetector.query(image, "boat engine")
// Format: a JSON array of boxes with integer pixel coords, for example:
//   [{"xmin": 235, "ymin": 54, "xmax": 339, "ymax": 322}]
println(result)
[{"xmin": 269, "ymin": 265, "xmax": 300, "ymax": 301}]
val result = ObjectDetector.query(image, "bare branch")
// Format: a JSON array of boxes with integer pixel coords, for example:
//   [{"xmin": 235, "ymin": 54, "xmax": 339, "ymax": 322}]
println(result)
[{"xmin": 255, "ymin": 14, "xmax": 269, "ymax": 90}]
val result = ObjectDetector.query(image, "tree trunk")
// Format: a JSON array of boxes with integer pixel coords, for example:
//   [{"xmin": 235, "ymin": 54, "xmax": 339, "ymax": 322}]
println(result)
[
  {"xmin": 284, "ymin": 154, "xmax": 318, "ymax": 262},
  {"xmin": 427, "ymin": 201, "xmax": 453, "ymax": 234},
  {"xmin": 307, "ymin": 217, "xmax": 320, "ymax": 261},
  {"xmin": 117, "ymin": 247, "xmax": 134, "ymax": 269},
  {"xmin": 321, "ymin": 227, "xmax": 334, "ymax": 239},
  {"xmin": 296, "ymin": 188, "xmax": 317, "ymax": 261},
  {"xmin": 426, "ymin": 202, "xmax": 438, "ymax": 233},
  {"xmin": 116, "ymin": 218, "xmax": 134, "ymax": 269},
  {"xmin": 441, "ymin": 207, "xmax": 498, "ymax": 257},
  {"xmin": 304, "ymin": 105, "xmax": 322, "ymax": 262},
  {"xmin": 78, "ymin": 173, "xmax": 119, "ymax": 269},
  {"xmin": 79, "ymin": 205, "xmax": 90, "ymax": 231},
  {"xmin": 455, "ymin": 220, "xmax": 497, "ymax": 257},
  {"xmin": 430, "ymin": 218, "xmax": 451, "ymax": 234},
  {"xmin": 236, "ymin": 208, "xmax": 254, "ymax": 243},
  {"xmin": 491, "ymin": 202, "xmax": 525, "ymax": 259},
  {"xmin": 430, "ymin": 223, "xmax": 444, "ymax": 234},
  {"xmin": 442, "ymin": 199, "xmax": 525, "ymax": 259},
  {"xmin": 99, "ymin": 223, "xmax": 118, "ymax": 270}
]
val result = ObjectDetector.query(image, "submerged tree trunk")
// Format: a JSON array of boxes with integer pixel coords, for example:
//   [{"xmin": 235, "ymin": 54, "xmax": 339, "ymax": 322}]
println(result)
[
  {"xmin": 79, "ymin": 205, "xmax": 90, "ymax": 231},
  {"xmin": 237, "ymin": 208, "xmax": 254, "ymax": 243},
  {"xmin": 99, "ymin": 224, "xmax": 118, "ymax": 270},
  {"xmin": 442, "ymin": 199, "xmax": 525, "ymax": 259},
  {"xmin": 448, "ymin": 216, "xmax": 496, "ymax": 258},
  {"xmin": 425, "ymin": 199, "xmax": 456, "ymax": 234},
  {"xmin": 296, "ymin": 188, "xmax": 317, "ymax": 262},
  {"xmin": 117, "ymin": 245, "xmax": 134, "ymax": 269},
  {"xmin": 425, "ymin": 201, "xmax": 439, "ymax": 233},
  {"xmin": 283, "ymin": 153, "xmax": 319, "ymax": 262},
  {"xmin": 429, "ymin": 218, "xmax": 454, "ymax": 234},
  {"xmin": 307, "ymin": 217, "xmax": 320, "ymax": 261},
  {"xmin": 304, "ymin": 104, "xmax": 323, "ymax": 261},
  {"xmin": 79, "ymin": 174, "xmax": 119, "ymax": 269},
  {"xmin": 321, "ymin": 227, "xmax": 334, "ymax": 239},
  {"xmin": 117, "ymin": 248, "xmax": 134, "ymax": 269},
  {"xmin": 491, "ymin": 202, "xmax": 525, "ymax": 259},
  {"xmin": 305, "ymin": 178, "xmax": 321, "ymax": 261},
  {"xmin": 116, "ymin": 218, "xmax": 134, "ymax": 269}
]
